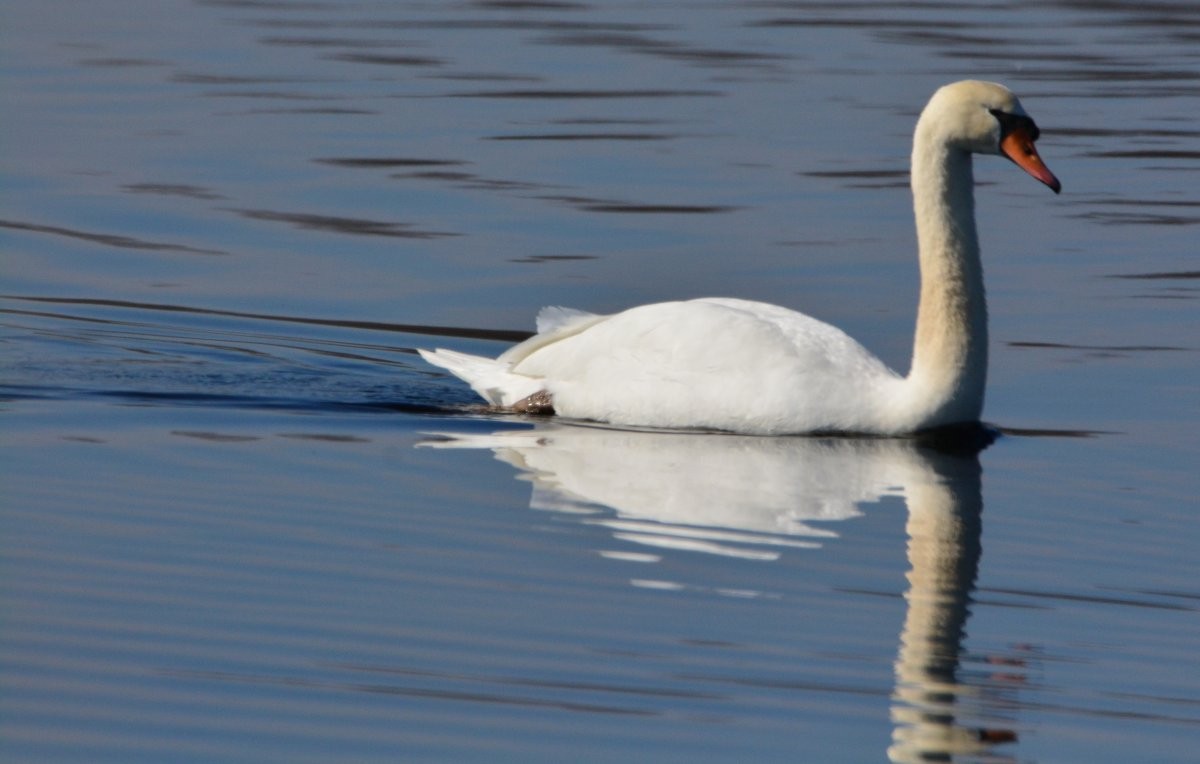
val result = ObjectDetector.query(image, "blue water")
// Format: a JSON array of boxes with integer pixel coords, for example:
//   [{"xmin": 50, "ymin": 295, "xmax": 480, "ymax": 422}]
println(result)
[{"xmin": 3, "ymin": 1, "xmax": 1198, "ymax": 762}]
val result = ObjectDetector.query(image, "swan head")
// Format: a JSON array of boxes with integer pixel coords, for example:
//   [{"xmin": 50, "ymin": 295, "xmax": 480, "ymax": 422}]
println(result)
[{"xmin": 920, "ymin": 80, "xmax": 1061, "ymax": 194}]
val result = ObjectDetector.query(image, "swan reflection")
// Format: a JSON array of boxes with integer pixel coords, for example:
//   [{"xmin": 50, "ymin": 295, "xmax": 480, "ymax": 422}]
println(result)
[{"xmin": 422, "ymin": 423, "xmax": 1016, "ymax": 761}]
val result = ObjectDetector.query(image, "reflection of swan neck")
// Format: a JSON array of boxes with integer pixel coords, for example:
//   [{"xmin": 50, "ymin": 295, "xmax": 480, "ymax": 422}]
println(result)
[
  {"xmin": 889, "ymin": 455, "xmax": 989, "ymax": 763},
  {"xmin": 900, "ymin": 479, "xmax": 982, "ymax": 674},
  {"xmin": 905, "ymin": 120, "xmax": 988, "ymax": 427}
]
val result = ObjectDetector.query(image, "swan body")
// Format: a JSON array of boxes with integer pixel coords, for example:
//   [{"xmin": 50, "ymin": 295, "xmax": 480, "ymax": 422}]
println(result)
[{"xmin": 420, "ymin": 80, "xmax": 1060, "ymax": 435}]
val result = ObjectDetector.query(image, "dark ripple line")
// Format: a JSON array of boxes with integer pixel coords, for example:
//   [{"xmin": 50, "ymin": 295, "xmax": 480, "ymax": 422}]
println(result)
[
  {"xmin": 326, "ymin": 52, "xmax": 446, "ymax": 67},
  {"xmin": 201, "ymin": 89, "xmax": 341, "ymax": 101},
  {"xmin": 1106, "ymin": 270, "xmax": 1200, "ymax": 280},
  {"xmin": 1, "ymin": 306, "xmax": 128, "ymax": 326},
  {"xmin": 0, "ymin": 219, "xmax": 227, "ymax": 256},
  {"xmin": 451, "ymin": 88, "xmax": 721, "ymax": 99},
  {"xmin": 996, "ymin": 426, "xmax": 1113, "ymax": 439},
  {"xmin": 1, "ymin": 382, "xmax": 472, "ymax": 418},
  {"xmin": 538, "ymin": 195, "xmax": 736, "ymax": 214},
  {"xmin": 227, "ymin": 208, "xmax": 458, "ymax": 238},
  {"xmin": 803, "ymin": 169, "xmax": 908, "ymax": 179},
  {"xmin": 582, "ymin": 203, "xmax": 737, "ymax": 214},
  {"xmin": 315, "ymin": 157, "xmax": 468, "ymax": 168},
  {"xmin": 509, "ymin": 254, "xmax": 598, "ymax": 263},
  {"xmin": 1089, "ymin": 199, "xmax": 1200, "ymax": 209},
  {"xmin": 486, "ymin": 132, "xmax": 677, "ymax": 141},
  {"xmin": 330, "ymin": 661, "xmax": 723, "ymax": 701},
  {"xmin": 1104, "ymin": 690, "xmax": 1200, "ymax": 708},
  {"xmin": 171, "ymin": 71, "xmax": 325, "ymax": 85},
  {"xmin": 92, "ymin": 389, "xmax": 455, "ymax": 417},
  {"xmin": 981, "ymin": 587, "xmax": 1195, "ymax": 612},
  {"xmin": 170, "ymin": 430, "xmax": 263, "ymax": 443},
  {"xmin": 1073, "ymin": 211, "xmax": 1200, "ymax": 226},
  {"xmin": 750, "ymin": 17, "xmax": 972, "ymax": 30},
  {"xmin": 1055, "ymin": 127, "xmax": 1200, "ymax": 138},
  {"xmin": 162, "ymin": 668, "xmax": 656, "ymax": 716},
  {"xmin": 198, "ymin": 0, "xmax": 335, "ymax": 11},
  {"xmin": 430, "ymin": 71, "xmax": 543, "ymax": 83},
  {"xmin": 1099, "ymin": 586, "xmax": 1200, "ymax": 603},
  {"xmin": 1006, "ymin": 697, "xmax": 1200, "ymax": 727},
  {"xmin": 0, "ymin": 295, "xmax": 533, "ymax": 343},
  {"xmin": 78, "ymin": 57, "xmax": 169, "ymax": 68},
  {"xmin": 390, "ymin": 170, "xmax": 544, "ymax": 191},
  {"xmin": 674, "ymin": 672, "xmax": 883, "ymax": 698},
  {"xmin": 473, "ymin": 1, "xmax": 602, "ymax": 11},
  {"xmin": 533, "ymin": 31, "xmax": 788, "ymax": 69},
  {"xmin": 1008, "ymin": 340, "xmax": 1190, "ymax": 352},
  {"xmin": 258, "ymin": 35, "xmax": 427, "ymax": 49},
  {"xmin": 284, "ymin": 18, "xmax": 668, "ymax": 33},
  {"xmin": 225, "ymin": 106, "xmax": 377, "ymax": 115},
  {"xmin": 876, "ymin": 29, "xmax": 1046, "ymax": 48},
  {"xmin": 1088, "ymin": 149, "xmax": 1200, "ymax": 160},
  {"xmin": 122, "ymin": 183, "xmax": 226, "ymax": 201}
]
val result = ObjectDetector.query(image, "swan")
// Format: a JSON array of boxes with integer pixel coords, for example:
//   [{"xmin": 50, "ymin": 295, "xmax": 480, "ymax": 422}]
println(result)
[{"xmin": 419, "ymin": 80, "xmax": 1060, "ymax": 435}]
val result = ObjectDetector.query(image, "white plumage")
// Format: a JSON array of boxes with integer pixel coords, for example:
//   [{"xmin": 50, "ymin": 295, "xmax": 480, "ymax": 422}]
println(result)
[{"xmin": 420, "ymin": 81, "xmax": 1060, "ymax": 435}]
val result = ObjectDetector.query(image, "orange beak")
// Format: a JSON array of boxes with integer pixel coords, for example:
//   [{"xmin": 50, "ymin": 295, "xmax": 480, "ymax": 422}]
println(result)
[{"xmin": 1000, "ymin": 126, "xmax": 1061, "ymax": 194}]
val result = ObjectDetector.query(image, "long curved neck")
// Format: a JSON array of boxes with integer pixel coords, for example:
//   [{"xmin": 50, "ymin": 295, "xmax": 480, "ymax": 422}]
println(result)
[{"xmin": 904, "ymin": 128, "xmax": 988, "ymax": 427}]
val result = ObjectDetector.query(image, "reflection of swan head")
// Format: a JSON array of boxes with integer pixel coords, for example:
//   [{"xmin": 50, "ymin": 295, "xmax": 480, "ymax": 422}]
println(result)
[{"xmin": 421, "ymin": 423, "xmax": 991, "ymax": 559}]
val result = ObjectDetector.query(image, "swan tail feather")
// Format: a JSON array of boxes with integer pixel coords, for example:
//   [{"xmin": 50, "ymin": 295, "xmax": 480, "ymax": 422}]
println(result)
[{"xmin": 418, "ymin": 348, "xmax": 544, "ymax": 407}]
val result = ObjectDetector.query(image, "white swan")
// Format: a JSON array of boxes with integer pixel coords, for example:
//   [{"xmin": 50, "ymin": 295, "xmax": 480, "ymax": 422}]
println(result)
[{"xmin": 420, "ymin": 80, "xmax": 1060, "ymax": 435}]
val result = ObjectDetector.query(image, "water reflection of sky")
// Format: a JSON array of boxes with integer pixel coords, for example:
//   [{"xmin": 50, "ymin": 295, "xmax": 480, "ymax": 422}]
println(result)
[
  {"xmin": 2, "ymin": 0, "xmax": 1198, "ymax": 762},
  {"xmin": 6, "ymin": 1, "xmax": 1194, "ymax": 331}
]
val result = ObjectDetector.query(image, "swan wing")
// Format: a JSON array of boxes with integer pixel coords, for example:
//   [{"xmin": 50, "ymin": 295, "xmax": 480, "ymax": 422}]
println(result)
[
  {"xmin": 497, "ymin": 308, "xmax": 609, "ymax": 366},
  {"xmin": 513, "ymin": 298, "xmax": 901, "ymax": 433},
  {"xmin": 535, "ymin": 305, "xmax": 599, "ymax": 334}
]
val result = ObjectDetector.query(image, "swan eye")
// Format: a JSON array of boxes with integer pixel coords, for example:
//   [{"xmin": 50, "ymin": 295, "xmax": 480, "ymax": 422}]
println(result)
[{"xmin": 988, "ymin": 108, "xmax": 1040, "ymax": 142}]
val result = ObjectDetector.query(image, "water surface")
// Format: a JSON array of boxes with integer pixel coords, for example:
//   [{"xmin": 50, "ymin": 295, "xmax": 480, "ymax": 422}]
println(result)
[{"xmin": 2, "ymin": 1, "xmax": 1198, "ymax": 762}]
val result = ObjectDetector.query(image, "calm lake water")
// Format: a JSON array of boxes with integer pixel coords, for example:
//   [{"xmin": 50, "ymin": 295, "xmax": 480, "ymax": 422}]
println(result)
[{"xmin": 2, "ymin": 1, "xmax": 1198, "ymax": 762}]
